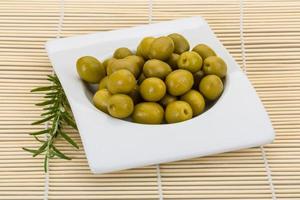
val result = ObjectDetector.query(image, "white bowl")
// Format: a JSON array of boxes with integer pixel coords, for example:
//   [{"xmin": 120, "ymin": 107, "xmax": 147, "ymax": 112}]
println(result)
[{"xmin": 46, "ymin": 16, "xmax": 274, "ymax": 174}]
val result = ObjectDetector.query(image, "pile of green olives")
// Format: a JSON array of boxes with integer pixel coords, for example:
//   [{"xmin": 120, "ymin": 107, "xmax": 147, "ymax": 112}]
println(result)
[{"xmin": 76, "ymin": 33, "xmax": 227, "ymax": 124}]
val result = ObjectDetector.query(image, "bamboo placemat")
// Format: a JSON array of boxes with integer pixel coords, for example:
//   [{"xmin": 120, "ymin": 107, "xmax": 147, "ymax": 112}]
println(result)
[{"xmin": 0, "ymin": 0, "xmax": 300, "ymax": 199}]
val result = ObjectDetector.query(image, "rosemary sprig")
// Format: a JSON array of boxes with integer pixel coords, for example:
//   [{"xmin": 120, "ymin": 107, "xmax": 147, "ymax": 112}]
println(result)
[{"xmin": 23, "ymin": 74, "xmax": 78, "ymax": 172}]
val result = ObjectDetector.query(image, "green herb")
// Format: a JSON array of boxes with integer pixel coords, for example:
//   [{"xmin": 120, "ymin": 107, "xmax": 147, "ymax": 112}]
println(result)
[{"xmin": 23, "ymin": 74, "xmax": 78, "ymax": 172}]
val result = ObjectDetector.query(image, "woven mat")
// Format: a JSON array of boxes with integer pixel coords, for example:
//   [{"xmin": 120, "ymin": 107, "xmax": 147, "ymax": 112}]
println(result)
[{"xmin": 1, "ymin": 0, "xmax": 300, "ymax": 199}]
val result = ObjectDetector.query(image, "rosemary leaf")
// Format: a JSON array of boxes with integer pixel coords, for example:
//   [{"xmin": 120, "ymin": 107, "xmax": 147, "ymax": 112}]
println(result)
[
  {"xmin": 52, "ymin": 146, "xmax": 71, "ymax": 160},
  {"xmin": 34, "ymin": 136, "xmax": 45, "ymax": 143},
  {"xmin": 33, "ymin": 142, "xmax": 48, "ymax": 157},
  {"xmin": 31, "ymin": 115, "xmax": 55, "ymax": 125},
  {"xmin": 35, "ymin": 99, "xmax": 56, "ymax": 106},
  {"xmin": 31, "ymin": 86, "xmax": 57, "ymax": 92},
  {"xmin": 62, "ymin": 113, "xmax": 77, "ymax": 129},
  {"xmin": 44, "ymin": 95, "xmax": 56, "ymax": 99},
  {"xmin": 44, "ymin": 92, "xmax": 57, "ymax": 96},
  {"xmin": 59, "ymin": 130, "xmax": 79, "ymax": 149},
  {"xmin": 30, "ymin": 129, "xmax": 49, "ymax": 135},
  {"xmin": 23, "ymin": 148, "xmax": 38, "ymax": 154},
  {"xmin": 47, "ymin": 75, "xmax": 59, "ymax": 83},
  {"xmin": 41, "ymin": 109, "xmax": 57, "ymax": 116},
  {"xmin": 43, "ymin": 106, "xmax": 56, "ymax": 111}
]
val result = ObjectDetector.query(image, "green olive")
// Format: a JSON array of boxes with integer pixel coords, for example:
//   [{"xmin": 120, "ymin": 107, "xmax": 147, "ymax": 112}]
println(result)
[
  {"xmin": 165, "ymin": 101, "xmax": 193, "ymax": 123},
  {"xmin": 103, "ymin": 58, "xmax": 110, "ymax": 68},
  {"xmin": 143, "ymin": 59, "xmax": 172, "ymax": 79},
  {"xmin": 93, "ymin": 88, "xmax": 112, "ymax": 113},
  {"xmin": 140, "ymin": 77, "xmax": 166, "ymax": 101},
  {"xmin": 180, "ymin": 90, "xmax": 205, "ymax": 116},
  {"xmin": 138, "ymin": 73, "xmax": 146, "ymax": 84},
  {"xmin": 203, "ymin": 56, "xmax": 227, "ymax": 78},
  {"xmin": 199, "ymin": 75, "xmax": 224, "ymax": 100},
  {"xmin": 108, "ymin": 94, "xmax": 134, "ymax": 118},
  {"xmin": 167, "ymin": 53, "xmax": 180, "ymax": 70},
  {"xmin": 165, "ymin": 69, "xmax": 194, "ymax": 96},
  {"xmin": 98, "ymin": 76, "xmax": 108, "ymax": 90},
  {"xmin": 107, "ymin": 69, "xmax": 136, "ymax": 94},
  {"xmin": 159, "ymin": 94, "xmax": 177, "ymax": 107},
  {"xmin": 102, "ymin": 58, "xmax": 110, "ymax": 73},
  {"xmin": 76, "ymin": 56, "xmax": 106, "ymax": 83},
  {"xmin": 137, "ymin": 37, "xmax": 155, "ymax": 59},
  {"xmin": 124, "ymin": 55, "xmax": 145, "ymax": 70},
  {"xmin": 192, "ymin": 44, "xmax": 216, "ymax": 60},
  {"xmin": 113, "ymin": 47, "xmax": 133, "ymax": 59},
  {"xmin": 136, "ymin": 45, "xmax": 143, "ymax": 57},
  {"xmin": 104, "ymin": 58, "xmax": 117, "ymax": 73},
  {"xmin": 107, "ymin": 58, "xmax": 140, "ymax": 77},
  {"xmin": 168, "ymin": 33, "xmax": 190, "ymax": 54},
  {"xmin": 177, "ymin": 51, "xmax": 203, "ymax": 73},
  {"xmin": 128, "ymin": 85, "xmax": 141, "ymax": 105},
  {"xmin": 193, "ymin": 70, "xmax": 205, "ymax": 89},
  {"xmin": 149, "ymin": 36, "xmax": 174, "ymax": 61},
  {"xmin": 132, "ymin": 102, "xmax": 164, "ymax": 124}
]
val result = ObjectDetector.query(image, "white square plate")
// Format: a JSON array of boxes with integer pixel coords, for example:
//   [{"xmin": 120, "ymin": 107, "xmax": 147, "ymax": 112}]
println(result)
[{"xmin": 46, "ymin": 17, "xmax": 275, "ymax": 174}]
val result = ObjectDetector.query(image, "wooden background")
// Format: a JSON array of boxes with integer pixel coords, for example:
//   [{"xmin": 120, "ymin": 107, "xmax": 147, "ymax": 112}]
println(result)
[{"xmin": 0, "ymin": 0, "xmax": 300, "ymax": 199}]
